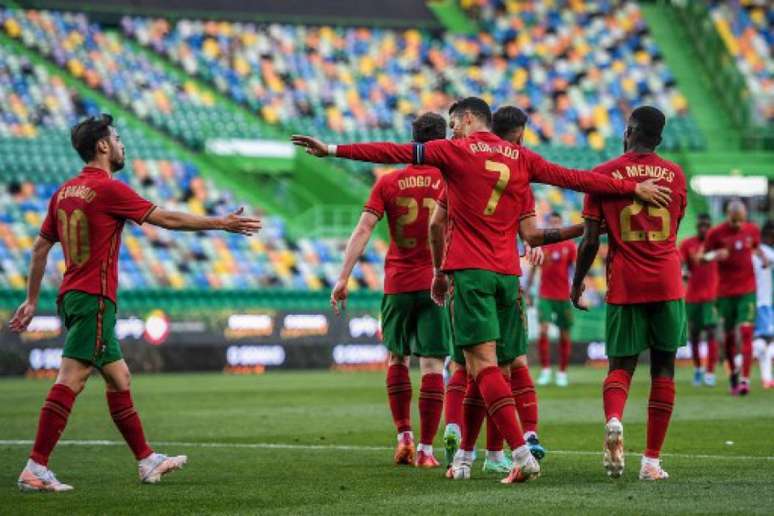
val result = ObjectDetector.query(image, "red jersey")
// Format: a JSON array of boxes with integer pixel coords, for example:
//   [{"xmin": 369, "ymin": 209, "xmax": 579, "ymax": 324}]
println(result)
[
  {"xmin": 582, "ymin": 152, "xmax": 687, "ymax": 305},
  {"xmin": 679, "ymin": 236, "xmax": 718, "ymax": 303},
  {"xmin": 539, "ymin": 240, "xmax": 577, "ymax": 300},
  {"xmin": 40, "ymin": 167, "xmax": 156, "ymax": 304},
  {"xmin": 364, "ymin": 165, "xmax": 444, "ymax": 294},
  {"xmin": 337, "ymin": 132, "xmax": 637, "ymax": 276},
  {"xmin": 705, "ymin": 221, "xmax": 760, "ymax": 297}
]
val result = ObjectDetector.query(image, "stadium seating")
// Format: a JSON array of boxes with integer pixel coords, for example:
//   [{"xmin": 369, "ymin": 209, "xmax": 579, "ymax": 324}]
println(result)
[
  {"xmin": 121, "ymin": 1, "xmax": 703, "ymax": 152},
  {"xmin": 0, "ymin": 42, "xmax": 386, "ymax": 294},
  {"xmin": 1, "ymin": 9, "xmax": 268, "ymax": 150},
  {"xmin": 709, "ymin": 0, "xmax": 773, "ymax": 124}
]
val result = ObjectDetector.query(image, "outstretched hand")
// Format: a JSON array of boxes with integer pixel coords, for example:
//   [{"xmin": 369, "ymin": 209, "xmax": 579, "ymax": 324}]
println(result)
[
  {"xmin": 570, "ymin": 283, "xmax": 588, "ymax": 311},
  {"xmin": 9, "ymin": 300, "xmax": 36, "ymax": 333},
  {"xmin": 222, "ymin": 207, "xmax": 262, "ymax": 236},
  {"xmin": 524, "ymin": 244, "xmax": 544, "ymax": 267},
  {"xmin": 634, "ymin": 179, "xmax": 671, "ymax": 208},
  {"xmin": 291, "ymin": 135, "xmax": 329, "ymax": 157}
]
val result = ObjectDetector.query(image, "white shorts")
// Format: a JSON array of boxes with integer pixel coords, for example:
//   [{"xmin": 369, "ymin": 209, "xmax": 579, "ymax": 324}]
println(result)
[{"xmin": 754, "ymin": 305, "xmax": 773, "ymax": 338}]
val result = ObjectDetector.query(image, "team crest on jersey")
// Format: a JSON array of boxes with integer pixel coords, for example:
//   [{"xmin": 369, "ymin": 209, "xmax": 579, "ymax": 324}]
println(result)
[
  {"xmin": 552, "ymin": 251, "xmax": 561, "ymax": 261},
  {"xmin": 735, "ymin": 240, "xmax": 744, "ymax": 250}
]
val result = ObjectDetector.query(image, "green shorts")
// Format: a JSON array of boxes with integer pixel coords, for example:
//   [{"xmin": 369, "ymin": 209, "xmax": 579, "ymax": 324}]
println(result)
[
  {"xmin": 381, "ymin": 291, "xmax": 450, "ymax": 358},
  {"xmin": 538, "ymin": 297, "xmax": 574, "ymax": 330},
  {"xmin": 605, "ymin": 299, "xmax": 686, "ymax": 358},
  {"xmin": 449, "ymin": 269, "xmax": 527, "ymax": 365},
  {"xmin": 59, "ymin": 291, "xmax": 121, "ymax": 368},
  {"xmin": 686, "ymin": 301, "xmax": 718, "ymax": 333},
  {"xmin": 717, "ymin": 293, "xmax": 756, "ymax": 331}
]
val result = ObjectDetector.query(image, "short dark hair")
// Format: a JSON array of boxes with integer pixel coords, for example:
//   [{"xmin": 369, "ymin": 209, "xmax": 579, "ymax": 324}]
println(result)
[
  {"xmin": 71, "ymin": 113, "xmax": 114, "ymax": 162},
  {"xmin": 448, "ymin": 101, "xmax": 460, "ymax": 116},
  {"xmin": 412, "ymin": 112, "xmax": 446, "ymax": 143},
  {"xmin": 452, "ymin": 97, "xmax": 492, "ymax": 127},
  {"xmin": 549, "ymin": 211, "xmax": 561, "ymax": 219},
  {"xmin": 630, "ymin": 106, "xmax": 665, "ymax": 149},
  {"xmin": 697, "ymin": 213, "xmax": 711, "ymax": 222},
  {"xmin": 492, "ymin": 106, "xmax": 528, "ymax": 139},
  {"xmin": 763, "ymin": 220, "xmax": 774, "ymax": 236}
]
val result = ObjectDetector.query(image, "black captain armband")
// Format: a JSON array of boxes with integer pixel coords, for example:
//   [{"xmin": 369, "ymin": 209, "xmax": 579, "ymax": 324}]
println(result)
[{"xmin": 412, "ymin": 143, "xmax": 425, "ymax": 165}]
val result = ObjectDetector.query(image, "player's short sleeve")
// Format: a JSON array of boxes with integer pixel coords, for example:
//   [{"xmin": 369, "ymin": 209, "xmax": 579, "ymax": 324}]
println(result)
[
  {"xmin": 106, "ymin": 181, "xmax": 156, "ymax": 224},
  {"xmin": 751, "ymin": 224, "xmax": 761, "ymax": 248},
  {"xmin": 519, "ymin": 187, "xmax": 536, "ymax": 220},
  {"xmin": 363, "ymin": 175, "xmax": 386, "ymax": 219},
  {"xmin": 582, "ymin": 194, "xmax": 602, "ymax": 221},
  {"xmin": 39, "ymin": 192, "xmax": 59, "ymax": 242}
]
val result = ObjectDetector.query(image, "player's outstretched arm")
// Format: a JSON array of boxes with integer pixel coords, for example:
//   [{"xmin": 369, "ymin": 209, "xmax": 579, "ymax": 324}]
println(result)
[
  {"xmin": 428, "ymin": 203, "xmax": 449, "ymax": 306},
  {"xmin": 519, "ymin": 214, "xmax": 584, "ymax": 247},
  {"xmin": 570, "ymin": 218, "xmax": 601, "ymax": 311},
  {"xmin": 146, "ymin": 207, "xmax": 261, "ymax": 235},
  {"xmin": 331, "ymin": 212, "xmax": 379, "ymax": 316},
  {"xmin": 9, "ymin": 236, "xmax": 54, "ymax": 333},
  {"xmin": 526, "ymin": 152, "xmax": 671, "ymax": 207},
  {"xmin": 291, "ymin": 135, "xmax": 418, "ymax": 165}
]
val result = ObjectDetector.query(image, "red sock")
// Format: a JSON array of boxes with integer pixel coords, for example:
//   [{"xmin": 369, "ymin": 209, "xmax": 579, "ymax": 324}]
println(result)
[
  {"xmin": 461, "ymin": 376, "xmax": 486, "ymax": 451},
  {"xmin": 511, "ymin": 365, "xmax": 538, "ymax": 434},
  {"xmin": 645, "ymin": 377, "xmax": 675, "ymax": 459},
  {"xmin": 538, "ymin": 335, "xmax": 550, "ymax": 369},
  {"xmin": 485, "ymin": 415, "xmax": 503, "ymax": 451},
  {"xmin": 444, "ymin": 368, "xmax": 467, "ymax": 427},
  {"xmin": 724, "ymin": 331, "xmax": 737, "ymax": 373},
  {"xmin": 386, "ymin": 364, "xmax": 412, "ymax": 433},
  {"xmin": 740, "ymin": 325, "xmax": 754, "ymax": 378},
  {"xmin": 603, "ymin": 369, "xmax": 632, "ymax": 421},
  {"xmin": 107, "ymin": 390, "xmax": 153, "ymax": 460},
  {"xmin": 690, "ymin": 338, "xmax": 702, "ymax": 369},
  {"xmin": 706, "ymin": 334, "xmax": 718, "ymax": 373},
  {"xmin": 418, "ymin": 373, "xmax": 444, "ymax": 446},
  {"xmin": 30, "ymin": 384, "xmax": 76, "ymax": 466},
  {"xmin": 559, "ymin": 335, "xmax": 571, "ymax": 372},
  {"xmin": 477, "ymin": 366, "xmax": 525, "ymax": 449}
]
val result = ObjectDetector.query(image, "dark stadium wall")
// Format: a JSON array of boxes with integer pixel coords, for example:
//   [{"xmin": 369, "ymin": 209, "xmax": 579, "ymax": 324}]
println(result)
[{"xmin": 17, "ymin": 0, "xmax": 441, "ymax": 28}]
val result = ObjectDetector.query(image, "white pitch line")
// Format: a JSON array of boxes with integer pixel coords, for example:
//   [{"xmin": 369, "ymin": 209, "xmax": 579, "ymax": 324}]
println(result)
[{"xmin": 0, "ymin": 440, "xmax": 772, "ymax": 462}]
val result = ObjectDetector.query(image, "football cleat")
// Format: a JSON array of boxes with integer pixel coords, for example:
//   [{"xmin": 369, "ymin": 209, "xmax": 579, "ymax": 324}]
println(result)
[
  {"xmin": 442, "ymin": 424, "xmax": 461, "ymax": 468},
  {"xmin": 526, "ymin": 434, "xmax": 546, "ymax": 461},
  {"xmin": 692, "ymin": 369, "xmax": 704, "ymax": 387},
  {"xmin": 17, "ymin": 462, "xmax": 73, "ymax": 492},
  {"xmin": 639, "ymin": 458, "xmax": 669, "ymax": 481},
  {"xmin": 482, "ymin": 455, "xmax": 513, "ymax": 474},
  {"xmin": 500, "ymin": 448, "xmax": 540, "ymax": 484},
  {"xmin": 393, "ymin": 434, "xmax": 416, "ymax": 466},
  {"xmin": 737, "ymin": 379, "xmax": 750, "ymax": 396},
  {"xmin": 445, "ymin": 452, "xmax": 472, "ymax": 480},
  {"xmin": 603, "ymin": 418, "xmax": 625, "ymax": 478},
  {"xmin": 415, "ymin": 450, "xmax": 441, "ymax": 468},
  {"xmin": 703, "ymin": 373, "xmax": 717, "ymax": 387},
  {"xmin": 139, "ymin": 453, "xmax": 187, "ymax": 484},
  {"xmin": 537, "ymin": 369, "xmax": 552, "ymax": 386},
  {"xmin": 555, "ymin": 371, "xmax": 569, "ymax": 387},
  {"xmin": 729, "ymin": 371, "xmax": 740, "ymax": 395}
]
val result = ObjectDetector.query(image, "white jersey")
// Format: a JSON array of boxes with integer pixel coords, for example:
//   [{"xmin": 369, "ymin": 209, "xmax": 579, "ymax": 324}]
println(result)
[{"xmin": 753, "ymin": 243, "xmax": 774, "ymax": 307}]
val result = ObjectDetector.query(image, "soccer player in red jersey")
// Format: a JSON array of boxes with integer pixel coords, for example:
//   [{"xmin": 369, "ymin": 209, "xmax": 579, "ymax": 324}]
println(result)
[
  {"xmin": 293, "ymin": 97, "xmax": 670, "ymax": 484},
  {"xmin": 679, "ymin": 214, "xmax": 719, "ymax": 387},
  {"xmin": 329, "ymin": 113, "xmax": 449, "ymax": 468},
  {"xmin": 703, "ymin": 200, "xmax": 768, "ymax": 395},
  {"xmin": 526, "ymin": 211, "xmax": 578, "ymax": 387},
  {"xmin": 9, "ymin": 115, "xmax": 261, "ymax": 492},
  {"xmin": 572, "ymin": 106, "xmax": 687, "ymax": 481}
]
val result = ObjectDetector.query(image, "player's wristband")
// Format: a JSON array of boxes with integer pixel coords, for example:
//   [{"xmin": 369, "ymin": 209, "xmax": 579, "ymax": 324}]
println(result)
[
  {"xmin": 702, "ymin": 251, "xmax": 718, "ymax": 262},
  {"xmin": 327, "ymin": 144, "xmax": 337, "ymax": 157}
]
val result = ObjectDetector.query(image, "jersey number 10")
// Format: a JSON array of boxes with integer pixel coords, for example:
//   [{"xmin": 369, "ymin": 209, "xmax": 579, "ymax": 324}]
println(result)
[{"xmin": 57, "ymin": 209, "xmax": 91, "ymax": 266}]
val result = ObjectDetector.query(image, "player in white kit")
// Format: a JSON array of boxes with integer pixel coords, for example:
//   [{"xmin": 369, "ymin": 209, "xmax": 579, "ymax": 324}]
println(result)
[{"xmin": 752, "ymin": 221, "xmax": 774, "ymax": 388}]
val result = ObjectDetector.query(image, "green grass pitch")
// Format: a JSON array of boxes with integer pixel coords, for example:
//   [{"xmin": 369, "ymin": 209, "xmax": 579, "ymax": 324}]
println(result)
[{"xmin": 1, "ymin": 367, "xmax": 773, "ymax": 515}]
